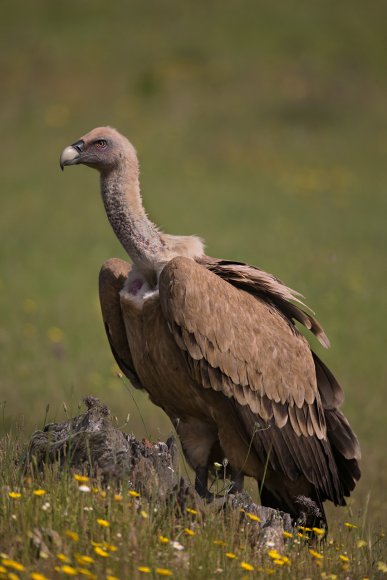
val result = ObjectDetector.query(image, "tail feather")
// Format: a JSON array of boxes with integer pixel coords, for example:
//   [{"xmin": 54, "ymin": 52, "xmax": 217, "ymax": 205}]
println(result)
[
  {"xmin": 325, "ymin": 409, "xmax": 361, "ymax": 496},
  {"xmin": 313, "ymin": 353, "xmax": 361, "ymax": 497},
  {"xmin": 313, "ymin": 352, "xmax": 344, "ymax": 409}
]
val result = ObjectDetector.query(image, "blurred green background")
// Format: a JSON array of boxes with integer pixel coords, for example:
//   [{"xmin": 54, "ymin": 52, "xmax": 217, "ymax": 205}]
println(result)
[{"xmin": 1, "ymin": 0, "xmax": 386, "ymax": 524}]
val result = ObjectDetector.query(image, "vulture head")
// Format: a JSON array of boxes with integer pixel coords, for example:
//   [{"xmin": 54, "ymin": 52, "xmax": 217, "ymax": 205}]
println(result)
[{"xmin": 60, "ymin": 126, "xmax": 138, "ymax": 175}]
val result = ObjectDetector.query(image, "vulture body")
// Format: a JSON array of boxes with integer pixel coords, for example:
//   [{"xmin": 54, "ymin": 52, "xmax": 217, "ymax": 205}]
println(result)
[{"xmin": 60, "ymin": 127, "xmax": 361, "ymax": 527}]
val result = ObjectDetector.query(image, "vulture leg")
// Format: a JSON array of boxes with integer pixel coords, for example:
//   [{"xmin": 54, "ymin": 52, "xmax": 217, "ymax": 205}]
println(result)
[
  {"xmin": 174, "ymin": 417, "xmax": 221, "ymax": 500},
  {"xmin": 229, "ymin": 467, "xmax": 244, "ymax": 494},
  {"xmin": 174, "ymin": 417, "xmax": 243, "ymax": 499},
  {"xmin": 195, "ymin": 465, "xmax": 213, "ymax": 500}
]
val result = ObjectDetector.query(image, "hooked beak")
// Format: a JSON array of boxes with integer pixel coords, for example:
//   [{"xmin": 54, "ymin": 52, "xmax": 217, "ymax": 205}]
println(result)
[{"xmin": 60, "ymin": 140, "xmax": 85, "ymax": 170}]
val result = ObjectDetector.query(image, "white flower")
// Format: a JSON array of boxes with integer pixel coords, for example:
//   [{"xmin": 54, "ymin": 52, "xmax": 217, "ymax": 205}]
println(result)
[
  {"xmin": 171, "ymin": 541, "xmax": 184, "ymax": 551},
  {"xmin": 79, "ymin": 485, "xmax": 91, "ymax": 493},
  {"xmin": 83, "ymin": 506, "xmax": 93, "ymax": 512},
  {"xmin": 42, "ymin": 502, "xmax": 51, "ymax": 511}
]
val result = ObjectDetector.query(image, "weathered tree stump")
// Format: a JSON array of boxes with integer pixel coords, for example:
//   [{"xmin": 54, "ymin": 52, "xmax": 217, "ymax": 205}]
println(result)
[
  {"xmin": 23, "ymin": 395, "xmax": 292, "ymax": 549},
  {"xmin": 24, "ymin": 396, "xmax": 179, "ymax": 500}
]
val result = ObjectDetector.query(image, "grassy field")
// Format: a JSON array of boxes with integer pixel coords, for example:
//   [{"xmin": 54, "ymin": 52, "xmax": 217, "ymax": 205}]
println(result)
[{"xmin": 1, "ymin": 0, "xmax": 387, "ymax": 576}]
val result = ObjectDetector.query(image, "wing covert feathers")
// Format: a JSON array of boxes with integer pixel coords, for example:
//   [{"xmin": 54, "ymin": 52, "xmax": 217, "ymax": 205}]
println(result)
[{"xmin": 159, "ymin": 256, "xmax": 325, "ymax": 439}]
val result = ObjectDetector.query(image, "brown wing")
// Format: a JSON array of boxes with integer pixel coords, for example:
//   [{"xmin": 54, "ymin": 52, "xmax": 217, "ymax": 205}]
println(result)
[
  {"xmin": 201, "ymin": 257, "xmax": 361, "ymax": 496},
  {"xmin": 159, "ymin": 256, "xmax": 325, "ymax": 439},
  {"xmin": 99, "ymin": 258, "xmax": 143, "ymax": 390},
  {"xmin": 159, "ymin": 256, "xmax": 360, "ymax": 506}
]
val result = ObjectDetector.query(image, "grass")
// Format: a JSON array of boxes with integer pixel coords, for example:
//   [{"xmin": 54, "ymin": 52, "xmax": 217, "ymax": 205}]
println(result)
[
  {"xmin": 0, "ymin": 432, "xmax": 385, "ymax": 579},
  {"xmin": 1, "ymin": 0, "xmax": 387, "ymax": 576}
]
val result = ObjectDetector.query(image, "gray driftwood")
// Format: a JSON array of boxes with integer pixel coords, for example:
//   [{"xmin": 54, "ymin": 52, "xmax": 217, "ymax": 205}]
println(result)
[{"xmin": 24, "ymin": 396, "xmax": 292, "ymax": 549}]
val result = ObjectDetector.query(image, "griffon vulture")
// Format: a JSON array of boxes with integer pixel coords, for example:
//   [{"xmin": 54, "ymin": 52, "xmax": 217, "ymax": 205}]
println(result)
[{"xmin": 60, "ymin": 127, "xmax": 360, "ymax": 527}]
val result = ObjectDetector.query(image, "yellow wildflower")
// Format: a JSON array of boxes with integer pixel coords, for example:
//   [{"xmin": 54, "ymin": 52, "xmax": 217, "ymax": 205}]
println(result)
[
  {"xmin": 30, "ymin": 573, "xmax": 50, "ymax": 580},
  {"xmin": 128, "ymin": 490, "xmax": 140, "ymax": 497},
  {"xmin": 114, "ymin": 494, "xmax": 123, "ymax": 502},
  {"xmin": 75, "ymin": 554, "xmax": 94, "ymax": 566},
  {"xmin": 246, "ymin": 512, "xmax": 261, "ymax": 522},
  {"xmin": 186, "ymin": 508, "xmax": 198, "ymax": 515},
  {"xmin": 159, "ymin": 536, "xmax": 169, "ymax": 544},
  {"xmin": 8, "ymin": 492, "xmax": 21, "ymax": 500},
  {"xmin": 268, "ymin": 549, "xmax": 290, "ymax": 566},
  {"xmin": 273, "ymin": 559, "xmax": 286, "ymax": 566},
  {"xmin": 65, "ymin": 530, "xmax": 79, "ymax": 542},
  {"xmin": 344, "ymin": 522, "xmax": 357, "ymax": 529},
  {"xmin": 309, "ymin": 549, "xmax": 324, "ymax": 559},
  {"xmin": 97, "ymin": 518, "xmax": 110, "ymax": 528},
  {"xmin": 60, "ymin": 565, "xmax": 78, "ymax": 575},
  {"xmin": 94, "ymin": 547, "xmax": 109, "ymax": 558},
  {"xmin": 140, "ymin": 510, "xmax": 148, "ymax": 519},
  {"xmin": 2, "ymin": 559, "xmax": 25, "ymax": 571},
  {"xmin": 339, "ymin": 554, "xmax": 350, "ymax": 563},
  {"xmin": 57, "ymin": 554, "xmax": 71, "ymax": 563},
  {"xmin": 283, "ymin": 531, "xmax": 293, "ymax": 538},
  {"xmin": 47, "ymin": 326, "xmax": 63, "ymax": 343},
  {"xmin": 213, "ymin": 540, "xmax": 226, "ymax": 546},
  {"xmin": 240, "ymin": 561, "xmax": 254, "ymax": 571},
  {"xmin": 33, "ymin": 489, "xmax": 46, "ymax": 496},
  {"xmin": 106, "ymin": 576, "xmax": 120, "ymax": 580},
  {"xmin": 225, "ymin": 552, "xmax": 237, "ymax": 559},
  {"xmin": 298, "ymin": 526, "xmax": 312, "ymax": 532},
  {"xmin": 105, "ymin": 544, "xmax": 118, "ymax": 552},
  {"xmin": 184, "ymin": 528, "xmax": 195, "ymax": 536},
  {"xmin": 138, "ymin": 567, "xmax": 151, "ymax": 574},
  {"xmin": 74, "ymin": 474, "xmax": 89, "ymax": 483},
  {"xmin": 0, "ymin": 566, "xmax": 6, "ymax": 574},
  {"xmin": 7, "ymin": 574, "xmax": 19, "ymax": 580},
  {"xmin": 155, "ymin": 569, "xmax": 173, "ymax": 576},
  {"xmin": 312, "ymin": 527, "xmax": 325, "ymax": 536},
  {"xmin": 377, "ymin": 562, "xmax": 387, "ymax": 573},
  {"xmin": 78, "ymin": 569, "xmax": 96, "ymax": 578},
  {"xmin": 357, "ymin": 540, "xmax": 367, "ymax": 548}
]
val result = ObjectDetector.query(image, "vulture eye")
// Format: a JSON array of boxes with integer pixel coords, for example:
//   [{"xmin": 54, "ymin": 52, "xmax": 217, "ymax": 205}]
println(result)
[{"xmin": 95, "ymin": 139, "xmax": 107, "ymax": 149}]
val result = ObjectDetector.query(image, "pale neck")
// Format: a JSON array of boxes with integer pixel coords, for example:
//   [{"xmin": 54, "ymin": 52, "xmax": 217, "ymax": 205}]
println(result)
[{"xmin": 100, "ymin": 161, "xmax": 164, "ymax": 271}]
